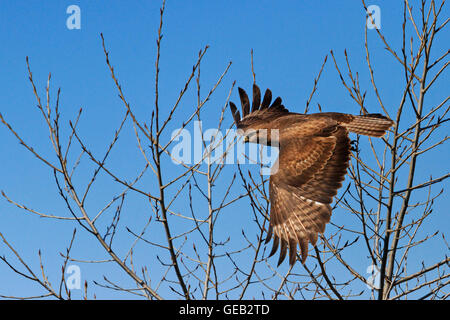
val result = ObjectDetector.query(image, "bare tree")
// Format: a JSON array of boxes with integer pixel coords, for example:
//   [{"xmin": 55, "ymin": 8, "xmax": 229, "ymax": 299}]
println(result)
[{"xmin": 0, "ymin": 0, "xmax": 448, "ymax": 300}]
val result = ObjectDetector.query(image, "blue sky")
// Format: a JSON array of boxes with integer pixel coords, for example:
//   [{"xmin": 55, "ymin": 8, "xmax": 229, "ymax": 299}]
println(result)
[{"xmin": 0, "ymin": 1, "xmax": 448, "ymax": 299}]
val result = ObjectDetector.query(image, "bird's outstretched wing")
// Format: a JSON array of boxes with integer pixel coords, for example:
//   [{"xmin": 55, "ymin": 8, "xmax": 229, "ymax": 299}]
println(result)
[{"xmin": 267, "ymin": 126, "xmax": 351, "ymax": 265}]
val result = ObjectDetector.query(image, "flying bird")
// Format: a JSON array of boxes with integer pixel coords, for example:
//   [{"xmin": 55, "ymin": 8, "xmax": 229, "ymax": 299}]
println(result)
[{"xmin": 229, "ymin": 84, "xmax": 393, "ymax": 266}]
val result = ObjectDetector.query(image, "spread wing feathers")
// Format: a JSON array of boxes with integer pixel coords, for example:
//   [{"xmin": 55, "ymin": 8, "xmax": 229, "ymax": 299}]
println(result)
[
  {"xmin": 261, "ymin": 88, "xmax": 272, "ymax": 109},
  {"xmin": 251, "ymin": 84, "xmax": 261, "ymax": 112},
  {"xmin": 229, "ymin": 101, "xmax": 241, "ymax": 126},
  {"xmin": 238, "ymin": 87, "xmax": 250, "ymax": 117},
  {"xmin": 267, "ymin": 128, "xmax": 351, "ymax": 265},
  {"xmin": 296, "ymin": 127, "xmax": 351, "ymax": 204},
  {"xmin": 267, "ymin": 180, "xmax": 332, "ymax": 265},
  {"xmin": 229, "ymin": 84, "xmax": 288, "ymax": 127},
  {"xmin": 276, "ymin": 135, "xmax": 338, "ymax": 187}
]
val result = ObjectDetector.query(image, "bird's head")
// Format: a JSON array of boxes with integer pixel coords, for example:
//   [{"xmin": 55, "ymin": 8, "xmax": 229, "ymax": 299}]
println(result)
[
  {"xmin": 240, "ymin": 127, "xmax": 277, "ymax": 146},
  {"xmin": 229, "ymin": 84, "xmax": 288, "ymax": 147}
]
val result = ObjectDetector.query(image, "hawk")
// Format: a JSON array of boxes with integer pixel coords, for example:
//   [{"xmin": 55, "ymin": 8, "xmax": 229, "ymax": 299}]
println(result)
[{"xmin": 229, "ymin": 84, "xmax": 393, "ymax": 266}]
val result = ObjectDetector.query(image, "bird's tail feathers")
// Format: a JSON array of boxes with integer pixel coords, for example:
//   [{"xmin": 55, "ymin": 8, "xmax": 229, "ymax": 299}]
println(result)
[{"xmin": 344, "ymin": 113, "xmax": 394, "ymax": 137}]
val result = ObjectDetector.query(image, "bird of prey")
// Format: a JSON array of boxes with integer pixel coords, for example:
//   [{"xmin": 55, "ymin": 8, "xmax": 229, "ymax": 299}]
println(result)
[{"xmin": 229, "ymin": 84, "xmax": 393, "ymax": 266}]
